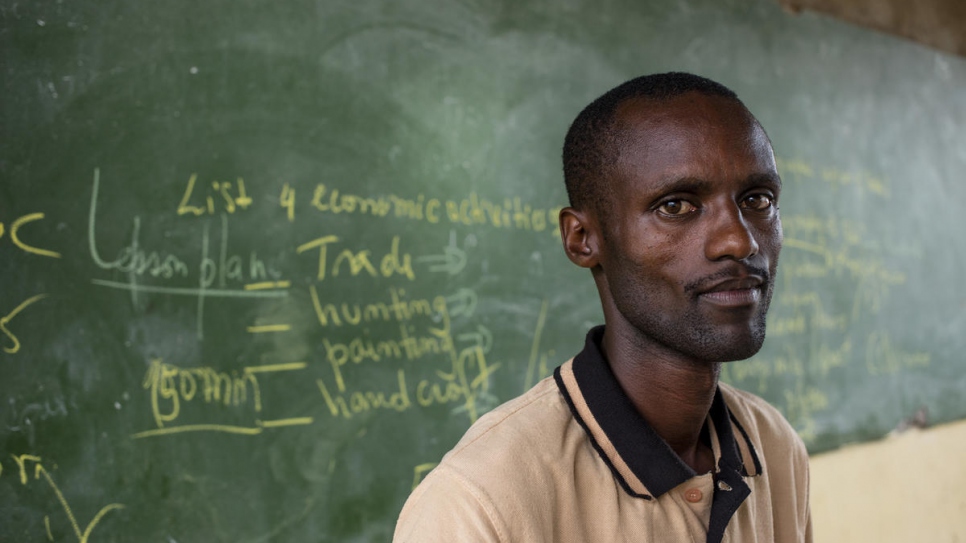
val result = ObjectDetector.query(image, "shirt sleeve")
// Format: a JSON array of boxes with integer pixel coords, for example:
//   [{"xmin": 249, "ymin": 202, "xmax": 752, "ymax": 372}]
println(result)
[{"xmin": 393, "ymin": 465, "xmax": 508, "ymax": 543}]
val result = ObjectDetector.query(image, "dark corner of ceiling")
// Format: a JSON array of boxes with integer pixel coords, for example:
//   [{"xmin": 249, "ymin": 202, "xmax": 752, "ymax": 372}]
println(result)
[{"xmin": 776, "ymin": 0, "xmax": 966, "ymax": 57}]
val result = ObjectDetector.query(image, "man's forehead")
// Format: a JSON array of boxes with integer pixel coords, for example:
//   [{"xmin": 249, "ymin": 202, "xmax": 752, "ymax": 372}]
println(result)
[
  {"xmin": 608, "ymin": 93, "xmax": 777, "ymax": 184},
  {"xmin": 612, "ymin": 92, "xmax": 755, "ymax": 133}
]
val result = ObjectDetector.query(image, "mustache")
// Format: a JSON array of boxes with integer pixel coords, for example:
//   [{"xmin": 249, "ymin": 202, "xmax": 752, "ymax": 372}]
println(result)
[{"xmin": 683, "ymin": 265, "xmax": 771, "ymax": 295}]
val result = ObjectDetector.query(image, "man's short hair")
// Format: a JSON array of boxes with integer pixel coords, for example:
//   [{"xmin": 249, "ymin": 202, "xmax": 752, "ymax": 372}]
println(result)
[{"xmin": 562, "ymin": 72, "xmax": 742, "ymax": 212}]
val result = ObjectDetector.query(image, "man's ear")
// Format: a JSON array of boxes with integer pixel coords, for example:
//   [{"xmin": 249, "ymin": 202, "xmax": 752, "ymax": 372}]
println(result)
[{"xmin": 559, "ymin": 207, "xmax": 601, "ymax": 269}]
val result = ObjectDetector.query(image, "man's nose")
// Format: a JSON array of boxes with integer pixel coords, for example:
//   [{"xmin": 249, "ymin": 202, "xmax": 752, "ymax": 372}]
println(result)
[{"xmin": 704, "ymin": 204, "xmax": 759, "ymax": 261}]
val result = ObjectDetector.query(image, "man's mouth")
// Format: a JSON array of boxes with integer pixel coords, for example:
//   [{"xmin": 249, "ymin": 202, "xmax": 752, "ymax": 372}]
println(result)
[{"xmin": 696, "ymin": 276, "xmax": 765, "ymax": 308}]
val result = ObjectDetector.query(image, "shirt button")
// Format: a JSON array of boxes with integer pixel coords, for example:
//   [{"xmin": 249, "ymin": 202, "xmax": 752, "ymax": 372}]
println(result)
[{"xmin": 684, "ymin": 488, "xmax": 703, "ymax": 503}]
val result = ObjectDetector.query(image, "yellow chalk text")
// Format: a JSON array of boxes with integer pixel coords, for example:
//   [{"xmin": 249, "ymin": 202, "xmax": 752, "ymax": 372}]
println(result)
[
  {"xmin": 296, "ymin": 234, "xmax": 414, "ymax": 281},
  {"xmin": 1, "ymin": 212, "xmax": 62, "ymax": 258},
  {"xmin": 2, "ymin": 293, "xmax": 48, "ymax": 354},
  {"xmin": 177, "ymin": 173, "xmax": 252, "ymax": 216},
  {"xmin": 6, "ymin": 454, "xmax": 124, "ymax": 543}
]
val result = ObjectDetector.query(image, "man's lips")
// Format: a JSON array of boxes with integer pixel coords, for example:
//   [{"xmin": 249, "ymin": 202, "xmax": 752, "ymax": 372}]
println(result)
[{"xmin": 697, "ymin": 277, "xmax": 765, "ymax": 307}]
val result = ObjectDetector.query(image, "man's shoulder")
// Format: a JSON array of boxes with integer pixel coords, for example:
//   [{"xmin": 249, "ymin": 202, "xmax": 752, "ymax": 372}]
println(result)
[
  {"xmin": 445, "ymin": 374, "xmax": 573, "ymax": 467},
  {"xmin": 394, "ymin": 374, "xmax": 581, "ymax": 541}
]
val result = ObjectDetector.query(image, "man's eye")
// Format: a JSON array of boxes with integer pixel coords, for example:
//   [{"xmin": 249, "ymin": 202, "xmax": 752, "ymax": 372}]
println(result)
[
  {"xmin": 740, "ymin": 194, "xmax": 774, "ymax": 211},
  {"xmin": 657, "ymin": 200, "xmax": 697, "ymax": 216}
]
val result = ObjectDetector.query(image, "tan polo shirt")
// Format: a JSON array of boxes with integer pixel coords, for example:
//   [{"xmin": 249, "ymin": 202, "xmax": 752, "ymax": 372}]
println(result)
[{"xmin": 394, "ymin": 327, "xmax": 811, "ymax": 543}]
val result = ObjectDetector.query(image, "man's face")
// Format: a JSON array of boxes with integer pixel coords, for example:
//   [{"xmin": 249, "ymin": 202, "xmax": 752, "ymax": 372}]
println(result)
[{"xmin": 595, "ymin": 92, "xmax": 783, "ymax": 363}]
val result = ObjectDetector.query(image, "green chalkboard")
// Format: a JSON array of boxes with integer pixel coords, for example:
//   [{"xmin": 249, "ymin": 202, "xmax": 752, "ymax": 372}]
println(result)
[{"xmin": 2, "ymin": 0, "xmax": 965, "ymax": 541}]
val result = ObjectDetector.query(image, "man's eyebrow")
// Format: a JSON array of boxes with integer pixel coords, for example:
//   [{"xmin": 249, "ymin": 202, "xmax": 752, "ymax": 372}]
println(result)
[
  {"xmin": 653, "ymin": 172, "xmax": 782, "ymax": 195},
  {"xmin": 744, "ymin": 172, "xmax": 782, "ymax": 190},
  {"xmin": 655, "ymin": 177, "xmax": 714, "ymax": 194}
]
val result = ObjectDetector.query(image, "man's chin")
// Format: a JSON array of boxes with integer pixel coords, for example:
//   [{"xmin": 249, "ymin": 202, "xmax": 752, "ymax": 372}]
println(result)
[
  {"xmin": 694, "ymin": 324, "xmax": 767, "ymax": 363},
  {"xmin": 714, "ymin": 343, "xmax": 765, "ymax": 363}
]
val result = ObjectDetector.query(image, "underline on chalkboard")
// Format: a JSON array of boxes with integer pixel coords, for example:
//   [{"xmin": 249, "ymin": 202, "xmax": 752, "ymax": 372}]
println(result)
[
  {"xmin": 91, "ymin": 279, "xmax": 289, "ymax": 298},
  {"xmin": 130, "ymin": 417, "xmax": 314, "ymax": 439},
  {"xmin": 244, "ymin": 280, "xmax": 292, "ymax": 290},
  {"xmin": 247, "ymin": 324, "xmax": 292, "ymax": 333},
  {"xmin": 245, "ymin": 362, "xmax": 307, "ymax": 373},
  {"xmin": 131, "ymin": 424, "xmax": 263, "ymax": 438},
  {"xmin": 258, "ymin": 417, "xmax": 315, "ymax": 428}
]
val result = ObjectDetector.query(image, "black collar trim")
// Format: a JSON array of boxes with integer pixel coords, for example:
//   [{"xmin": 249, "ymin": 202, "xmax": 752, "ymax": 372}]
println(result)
[
  {"xmin": 558, "ymin": 327, "xmax": 762, "ymax": 498},
  {"xmin": 553, "ymin": 368, "xmax": 653, "ymax": 501},
  {"xmin": 729, "ymin": 412, "xmax": 763, "ymax": 476}
]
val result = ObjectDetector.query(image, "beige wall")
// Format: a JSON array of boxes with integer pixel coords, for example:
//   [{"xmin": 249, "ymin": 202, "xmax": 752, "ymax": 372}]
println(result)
[{"xmin": 810, "ymin": 419, "xmax": 966, "ymax": 542}]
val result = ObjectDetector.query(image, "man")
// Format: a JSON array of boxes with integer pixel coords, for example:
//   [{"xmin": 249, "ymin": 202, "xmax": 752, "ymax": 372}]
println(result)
[{"xmin": 394, "ymin": 72, "xmax": 811, "ymax": 543}]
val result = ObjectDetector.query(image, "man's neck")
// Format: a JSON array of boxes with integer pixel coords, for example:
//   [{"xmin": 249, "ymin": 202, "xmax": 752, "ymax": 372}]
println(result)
[{"xmin": 602, "ymin": 325, "xmax": 721, "ymax": 474}]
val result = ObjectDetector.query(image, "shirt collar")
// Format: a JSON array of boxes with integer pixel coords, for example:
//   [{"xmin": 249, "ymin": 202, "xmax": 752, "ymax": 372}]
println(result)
[{"xmin": 553, "ymin": 326, "xmax": 762, "ymax": 500}]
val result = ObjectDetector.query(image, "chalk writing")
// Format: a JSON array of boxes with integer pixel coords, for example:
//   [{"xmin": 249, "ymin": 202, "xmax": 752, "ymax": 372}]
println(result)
[
  {"xmin": 317, "ymin": 342, "xmax": 500, "ymax": 423},
  {"xmin": 309, "ymin": 285, "xmax": 447, "ymax": 329},
  {"xmin": 6, "ymin": 454, "xmax": 124, "ymax": 543},
  {"xmin": 142, "ymin": 358, "xmax": 260, "ymax": 428},
  {"xmin": 417, "ymin": 344, "xmax": 501, "ymax": 422},
  {"xmin": 90, "ymin": 215, "xmax": 189, "ymax": 280},
  {"xmin": 91, "ymin": 280, "xmax": 287, "ymax": 300},
  {"xmin": 321, "ymin": 323, "xmax": 456, "ymax": 391},
  {"xmin": 297, "ymin": 234, "xmax": 414, "ymax": 281},
  {"xmin": 279, "ymin": 182, "xmax": 296, "ymax": 221},
  {"xmin": 195, "ymin": 215, "xmax": 286, "ymax": 338},
  {"xmin": 769, "ymin": 292, "xmax": 848, "ymax": 338},
  {"xmin": 318, "ymin": 369, "xmax": 412, "ymax": 418},
  {"xmin": 245, "ymin": 280, "xmax": 291, "ymax": 291},
  {"xmin": 89, "ymin": 168, "xmax": 190, "ymax": 280},
  {"xmin": 1, "ymin": 212, "xmax": 62, "ymax": 257},
  {"xmin": 91, "ymin": 171, "xmax": 283, "ymax": 290},
  {"xmin": 523, "ymin": 299, "xmax": 553, "ymax": 391},
  {"xmin": 177, "ymin": 173, "xmax": 252, "ymax": 216},
  {"xmin": 782, "ymin": 383, "xmax": 830, "ymax": 442},
  {"xmin": 308, "ymin": 278, "xmax": 501, "ymax": 422},
  {"xmin": 1, "ymin": 293, "xmax": 48, "ymax": 354},
  {"xmin": 457, "ymin": 325, "xmax": 494, "ymax": 355},
  {"xmin": 417, "ymin": 230, "xmax": 471, "ymax": 275},
  {"xmin": 781, "ymin": 235, "xmax": 906, "ymax": 288},
  {"xmin": 136, "ymin": 359, "xmax": 313, "ymax": 437},
  {"xmin": 307, "ymin": 183, "xmax": 562, "ymax": 236},
  {"xmin": 197, "ymin": 215, "xmax": 285, "ymax": 288},
  {"xmin": 247, "ymin": 323, "xmax": 292, "ymax": 333},
  {"xmin": 445, "ymin": 288, "xmax": 478, "ymax": 318},
  {"xmin": 776, "ymin": 157, "xmax": 890, "ymax": 198},
  {"xmin": 865, "ymin": 331, "xmax": 930, "ymax": 375},
  {"xmin": 90, "ymin": 171, "xmax": 289, "ymax": 338},
  {"xmin": 312, "ymin": 285, "xmax": 456, "ymax": 386}
]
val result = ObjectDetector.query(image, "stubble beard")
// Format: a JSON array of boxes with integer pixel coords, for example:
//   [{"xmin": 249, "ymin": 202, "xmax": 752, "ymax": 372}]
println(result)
[{"xmin": 611, "ymin": 274, "xmax": 776, "ymax": 364}]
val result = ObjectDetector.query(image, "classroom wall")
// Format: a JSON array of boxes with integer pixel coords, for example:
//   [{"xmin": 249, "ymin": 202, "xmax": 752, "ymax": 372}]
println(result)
[
  {"xmin": 810, "ymin": 420, "xmax": 966, "ymax": 541},
  {"xmin": 3, "ymin": 0, "xmax": 964, "ymax": 540}
]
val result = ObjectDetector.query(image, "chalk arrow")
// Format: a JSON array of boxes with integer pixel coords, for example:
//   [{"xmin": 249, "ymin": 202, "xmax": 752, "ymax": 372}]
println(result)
[
  {"xmin": 417, "ymin": 230, "xmax": 467, "ymax": 275},
  {"xmin": 457, "ymin": 325, "xmax": 493, "ymax": 354},
  {"xmin": 446, "ymin": 288, "xmax": 478, "ymax": 318}
]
